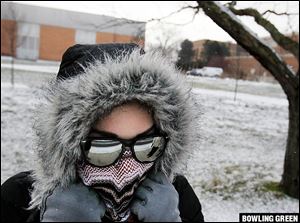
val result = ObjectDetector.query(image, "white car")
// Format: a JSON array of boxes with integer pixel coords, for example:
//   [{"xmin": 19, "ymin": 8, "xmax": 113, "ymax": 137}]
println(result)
[{"xmin": 187, "ymin": 67, "xmax": 223, "ymax": 77}]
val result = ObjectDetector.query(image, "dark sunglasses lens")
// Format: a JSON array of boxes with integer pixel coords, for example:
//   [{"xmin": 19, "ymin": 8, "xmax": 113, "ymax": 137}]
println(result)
[
  {"xmin": 134, "ymin": 136, "xmax": 166, "ymax": 162},
  {"xmin": 84, "ymin": 139, "xmax": 122, "ymax": 166}
]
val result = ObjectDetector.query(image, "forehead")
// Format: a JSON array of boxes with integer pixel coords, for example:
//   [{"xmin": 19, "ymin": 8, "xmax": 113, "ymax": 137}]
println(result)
[{"xmin": 94, "ymin": 102, "xmax": 154, "ymax": 139}]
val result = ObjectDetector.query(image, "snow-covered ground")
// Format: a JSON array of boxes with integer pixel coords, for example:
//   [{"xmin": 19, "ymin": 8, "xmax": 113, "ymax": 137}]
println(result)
[
  {"xmin": 1, "ymin": 63, "xmax": 59, "ymax": 73},
  {"xmin": 1, "ymin": 64, "xmax": 298, "ymax": 222},
  {"xmin": 187, "ymin": 75, "xmax": 285, "ymax": 98},
  {"xmin": 185, "ymin": 88, "xmax": 296, "ymax": 222}
]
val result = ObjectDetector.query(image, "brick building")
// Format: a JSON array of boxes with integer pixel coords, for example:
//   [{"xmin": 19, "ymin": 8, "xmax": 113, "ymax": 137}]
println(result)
[
  {"xmin": 193, "ymin": 34, "xmax": 298, "ymax": 81},
  {"xmin": 1, "ymin": 2, "xmax": 145, "ymax": 61},
  {"xmin": 192, "ymin": 39, "xmax": 249, "ymax": 62},
  {"xmin": 192, "ymin": 39, "xmax": 206, "ymax": 62}
]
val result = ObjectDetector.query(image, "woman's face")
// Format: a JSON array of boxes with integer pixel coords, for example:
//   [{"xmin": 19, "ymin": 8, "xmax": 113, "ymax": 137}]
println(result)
[{"xmin": 95, "ymin": 102, "xmax": 154, "ymax": 139}]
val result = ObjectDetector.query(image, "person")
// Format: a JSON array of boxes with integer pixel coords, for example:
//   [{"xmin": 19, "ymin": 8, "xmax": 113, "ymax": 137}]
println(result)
[{"xmin": 1, "ymin": 43, "xmax": 204, "ymax": 222}]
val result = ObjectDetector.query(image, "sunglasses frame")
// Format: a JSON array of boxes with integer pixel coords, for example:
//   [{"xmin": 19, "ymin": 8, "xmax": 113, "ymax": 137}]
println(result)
[{"xmin": 80, "ymin": 125, "xmax": 169, "ymax": 168}]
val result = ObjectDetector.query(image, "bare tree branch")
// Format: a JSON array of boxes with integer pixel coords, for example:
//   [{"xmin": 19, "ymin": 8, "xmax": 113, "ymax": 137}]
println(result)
[
  {"xmin": 262, "ymin": 10, "xmax": 299, "ymax": 16},
  {"xmin": 197, "ymin": 2, "xmax": 299, "ymax": 198},
  {"xmin": 147, "ymin": 6, "xmax": 194, "ymax": 23},
  {"xmin": 72, "ymin": 4, "xmax": 198, "ymax": 40},
  {"xmin": 227, "ymin": 5, "xmax": 299, "ymax": 60},
  {"xmin": 74, "ymin": 16, "xmax": 145, "ymax": 31},
  {"xmin": 146, "ymin": 5, "xmax": 198, "ymax": 26},
  {"xmin": 197, "ymin": 1, "xmax": 298, "ymax": 96}
]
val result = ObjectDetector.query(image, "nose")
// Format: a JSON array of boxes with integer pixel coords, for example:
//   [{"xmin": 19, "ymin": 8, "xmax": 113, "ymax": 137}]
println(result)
[
  {"xmin": 114, "ymin": 147, "xmax": 133, "ymax": 168},
  {"xmin": 121, "ymin": 146, "xmax": 132, "ymax": 157}
]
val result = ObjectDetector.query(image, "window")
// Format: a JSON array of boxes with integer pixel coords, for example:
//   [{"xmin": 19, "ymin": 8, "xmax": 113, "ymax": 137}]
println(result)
[
  {"xmin": 75, "ymin": 29, "xmax": 96, "ymax": 44},
  {"xmin": 16, "ymin": 22, "xmax": 40, "ymax": 60}
]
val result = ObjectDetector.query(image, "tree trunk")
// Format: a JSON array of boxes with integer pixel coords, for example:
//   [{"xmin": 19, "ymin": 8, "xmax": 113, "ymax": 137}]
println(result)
[
  {"xmin": 197, "ymin": 1, "xmax": 299, "ymax": 198},
  {"xmin": 281, "ymin": 89, "xmax": 299, "ymax": 198}
]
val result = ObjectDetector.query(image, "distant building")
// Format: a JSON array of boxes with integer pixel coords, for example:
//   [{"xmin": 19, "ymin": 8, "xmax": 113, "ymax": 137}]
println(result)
[
  {"xmin": 1, "ymin": 2, "xmax": 145, "ymax": 61},
  {"xmin": 192, "ymin": 39, "xmax": 206, "ymax": 61},
  {"xmin": 224, "ymin": 34, "xmax": 298, "ymax": 81},
  {"xmin": 192, "ymin": 34, "xmax": 298, "ymax": 82},
  {"xmin": 192, "ymin": 39, "xmax": 249, "ymax": 62}
]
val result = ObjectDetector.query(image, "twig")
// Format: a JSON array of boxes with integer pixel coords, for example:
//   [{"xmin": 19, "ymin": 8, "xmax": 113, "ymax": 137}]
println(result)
[{"xmin": 262, "ymin": 10, "xmax": 299, "ymax": 16}]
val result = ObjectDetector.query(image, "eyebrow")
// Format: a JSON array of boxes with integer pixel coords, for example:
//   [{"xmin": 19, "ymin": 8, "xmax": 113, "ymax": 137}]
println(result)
[
  {"xmin": 89, "ymin": 124, "xmax": 155, "ymax": 139},
  {"xmin": 89, "ymin": 129, "xmax": 118, "ymax": 138}
]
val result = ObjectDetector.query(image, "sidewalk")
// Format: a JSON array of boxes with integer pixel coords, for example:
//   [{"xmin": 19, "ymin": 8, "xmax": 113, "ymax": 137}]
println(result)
[
  {"xmin": 1, "ymin": 63, "xmax": 59, "ymax": 73},
  {"xmin": 1, "ymin": 56, "xmax": 60, "ymax": 67}
]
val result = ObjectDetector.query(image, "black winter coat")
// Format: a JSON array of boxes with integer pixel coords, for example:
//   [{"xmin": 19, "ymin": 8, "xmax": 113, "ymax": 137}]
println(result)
[{"xmin": 1, "ymin": 171, "xmax": 204, "ymax": 222}]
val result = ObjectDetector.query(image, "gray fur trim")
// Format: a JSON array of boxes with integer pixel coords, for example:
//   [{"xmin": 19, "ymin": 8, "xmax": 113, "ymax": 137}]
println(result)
[{"xmin": 28, "ymin": 49, "xmax": 201, "ymax": 209}]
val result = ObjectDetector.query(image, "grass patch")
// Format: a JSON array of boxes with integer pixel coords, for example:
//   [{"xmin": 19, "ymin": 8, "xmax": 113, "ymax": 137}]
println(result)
[
  {"xmin": 197, "ymin": 165, "xmax": 287, "ymax": 200},
  {"xmin": 261, "ymin": 181, "xmax": 285, "ymax": 198},
  {"xmin": 201, "ymin": 176, "xmax": 247, "ymax": 197},
  {"xmin": 262, "ymin": 181, "xmax": 283, "ymax": 192}
]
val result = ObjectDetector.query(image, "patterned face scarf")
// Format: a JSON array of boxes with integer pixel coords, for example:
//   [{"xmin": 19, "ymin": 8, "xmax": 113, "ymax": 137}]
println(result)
[{"xmin": 77, "ymin": 150, "xmax": 154, "ymax": 221}]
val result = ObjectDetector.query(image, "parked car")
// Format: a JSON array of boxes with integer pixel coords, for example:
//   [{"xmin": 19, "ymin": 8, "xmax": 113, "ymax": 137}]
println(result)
[
  {"xmin": 187, "ymin": 67, "xmax": 223, "ymax": 77},
  {"xmin": 187, "ymin": 68, "xmax": 202, "ymax": 76}
]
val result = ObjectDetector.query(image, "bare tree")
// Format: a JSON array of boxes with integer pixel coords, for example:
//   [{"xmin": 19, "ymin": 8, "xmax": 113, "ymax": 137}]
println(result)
[
  {"xmin": 195, "ymin": 1, "xmax": 299, "ymax": 198},
  {"xmin": 86, "ymin": 4, "xmax": 298, "ymax": 197},
  {"xmin": 146, "ymin": 24, "xmax": 182, "ymax": 61}
]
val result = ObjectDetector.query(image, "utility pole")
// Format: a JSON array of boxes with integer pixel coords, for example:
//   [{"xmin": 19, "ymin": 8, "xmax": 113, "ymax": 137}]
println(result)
[{"xmin": 234, "ymin": 44, "xmax": 240, "ymax": 101}]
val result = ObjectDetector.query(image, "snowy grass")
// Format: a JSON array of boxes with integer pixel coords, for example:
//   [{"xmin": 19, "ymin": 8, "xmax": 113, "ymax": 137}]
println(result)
[
  {"xmin": 187, "ymin": 75, "xmax": 285, "ymax": 98},
  {"xmin": 182, "ymin": 86, "xmax": 297, "ymax": 222},
  {"xmin": 1, "ymin": 70, "xmax": 299, "ymax": 222}
]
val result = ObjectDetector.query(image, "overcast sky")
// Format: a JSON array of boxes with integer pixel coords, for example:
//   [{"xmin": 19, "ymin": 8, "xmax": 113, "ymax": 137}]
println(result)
[{"xmin": 13, "ymin": 1, "xmax": 299, "ymax": 48}]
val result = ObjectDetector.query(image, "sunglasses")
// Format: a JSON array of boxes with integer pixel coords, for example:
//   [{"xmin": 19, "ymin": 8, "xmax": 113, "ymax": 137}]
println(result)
[{"xmin": 80, "ymin": 125, "xmax": 169, "ymax": 167}]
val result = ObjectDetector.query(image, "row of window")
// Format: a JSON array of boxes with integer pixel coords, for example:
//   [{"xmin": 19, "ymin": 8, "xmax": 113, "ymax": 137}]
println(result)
[{"xmin": 16, "ymin": 23, "xmax": 99, "ymax": 60}]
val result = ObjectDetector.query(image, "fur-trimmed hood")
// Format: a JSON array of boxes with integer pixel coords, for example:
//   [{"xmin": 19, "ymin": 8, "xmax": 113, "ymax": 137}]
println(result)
[{"xmin": 29, "ymin": 43, "xmax": 199, "ymax": 209}]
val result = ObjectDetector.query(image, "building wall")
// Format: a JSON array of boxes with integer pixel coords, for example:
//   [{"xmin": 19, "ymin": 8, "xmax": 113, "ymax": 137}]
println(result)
[
  {"xmin": 1, "ymin": 20, "xmax": 17, "ymax": 56},
  {"xmin": 75, "ymin": 29, "xmax": 96, "ymax": 44},
  {"xmin": 39, "ymin": 25, "xmax": 75, "ymax": 61},
  {"xmin": 193, "ymin": 36, "xmax": 298, "ymax": 81},
  {"xmin": 96, "ymin": 32, "xmax": 116, "ymax": 43},
  {"xmin": 224, "ymin": 54, "xmax": 298, "ymax": 81},
  {"xmin": 1, "ymin": 2, "xmax": 146, "ymax": 61},
  {"xmin": 96, "ymin": 31, "xmax": 144, "ymax": 46},
  {"xmin": 224, "ymin": 56, "xmax": 264, "ymax": 80},
  {"xmin": 115, "ymin": 33, "xmax": 134, "ymax": 43},
  {"xmin": 192, "ymin": 40, "xmax": 206, "ymax": 61},
  {"xmin": 284, "ymin": 54, "xmax": 299, "ymax": 71},
  {"xmin": 192, "ymin": 39, "xmax": 249, "ymax": 62},
  {"xmin": 1, "ymin": 2, "xmax": 146, "ymax": 38},
  {"xmin": 1, "ymin": 22, "xmax": 145, "ymax": 61},
  {"xmin": 2, "ymin": 22, "xmax": 144, "ymax": 61},
  {"xmin": 16, "ymin": 22, "xmax": 40, "ymax": 60}
]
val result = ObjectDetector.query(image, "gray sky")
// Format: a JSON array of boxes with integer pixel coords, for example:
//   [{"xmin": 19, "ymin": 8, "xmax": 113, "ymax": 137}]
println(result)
[{"xmin": 14, "ymin": 1, "xmax": 299, "ymax": 48}]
